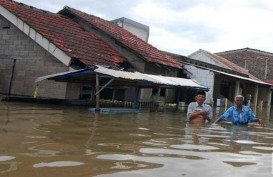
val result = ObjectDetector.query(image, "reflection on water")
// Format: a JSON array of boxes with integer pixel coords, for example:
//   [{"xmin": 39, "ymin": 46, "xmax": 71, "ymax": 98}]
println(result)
[
  {"xmin": 33, "ymin": 161, "xmax": 84, "ymax": 168},
  {"xmin": 0, "ymin": 102, "xmax": 272, "ymax": 177}
]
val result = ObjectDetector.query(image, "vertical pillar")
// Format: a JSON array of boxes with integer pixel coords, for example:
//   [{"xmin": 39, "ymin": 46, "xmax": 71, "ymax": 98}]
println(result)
[
  {"xmin": 112, "ymin": 89, "xmax": 116, "ymax": 101},
  {"xmin": 95, "ymin": 74, "xmax": 100, "ymax": 111},
  {"xmin": 235, "ymin": 81, "xmax": 240, "ymax": 97},
  {"xmin": 224, "ymin": 98, "xmax": 228, "ymax": 111},
  {"xmin": 253, "ymin": 85, "xmax": 259, "ymax": 113},
  {"xmin": 133, "ymin": 87, "xmax": 140, "ymax": 109},
  {"xmin": 176, "ymin": 89, "xmax": 181, "ymax": 111},
  {"xmin": 267, "ymin": 87, "xmax": 272, "ymax": 110}
]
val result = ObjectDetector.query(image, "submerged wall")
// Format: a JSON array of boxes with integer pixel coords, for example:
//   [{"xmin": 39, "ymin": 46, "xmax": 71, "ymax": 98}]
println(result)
[{"xmin": 0, "ymin": 15, "xmax": 74, "ymax": 99}]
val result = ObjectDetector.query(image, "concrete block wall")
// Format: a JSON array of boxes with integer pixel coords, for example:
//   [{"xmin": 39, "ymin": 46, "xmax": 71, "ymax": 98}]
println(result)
[
  {"xmin": 0, "ymin": 58, "xmax": 13, "ymax": 93},
  {"xmin": 0, "ymin": 15, "xmax": 70, "ymax": 99},
  {"xmin": 218, "ymin": 50, "xmax": 273, "ymax": 81},
  {"xmin": 165, "ymin": 88, "xmax": 176, "ymax": 103},
  {"xmin": 257, "ymin": 86, "xmax": 270, "ymax": 107},
  {"xmin": 213, "ymin": 74, "xmax": 236, "ymax": 102},
  {"xmin": 139, "ymin": 88, "xmax": 152, "ymax": 102},
  {"xmin": 65, "ymin": 83, "xmax": 81, "ymax": 100},
  {"xmin": 212, "ymin": 75, "xmax": 221, "ymax": 99}
]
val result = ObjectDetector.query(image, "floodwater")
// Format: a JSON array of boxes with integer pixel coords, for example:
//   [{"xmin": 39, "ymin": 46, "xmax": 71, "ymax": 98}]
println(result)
[{"xmin": 0, "ymin": 102, "xmax": 273, "ymax": 177}]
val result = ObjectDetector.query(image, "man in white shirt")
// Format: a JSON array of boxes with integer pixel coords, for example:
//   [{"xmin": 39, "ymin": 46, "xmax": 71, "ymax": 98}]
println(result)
[{"xmin": 187, "ymin": 90, "xmax": 213, "ymax": 123}]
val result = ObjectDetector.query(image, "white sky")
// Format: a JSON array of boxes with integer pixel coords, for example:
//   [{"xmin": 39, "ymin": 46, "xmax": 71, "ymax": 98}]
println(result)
[{"xmin": 14, "ymin": 0, "xmax": 273, "ymax": 56}]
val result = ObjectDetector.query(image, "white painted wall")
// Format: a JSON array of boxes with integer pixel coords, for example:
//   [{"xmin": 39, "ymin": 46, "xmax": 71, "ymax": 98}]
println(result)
[
  {"xmin": 189, "ymin": 50, "xmax": 229, "ymax": 69},
  {"xmin": 184, "ymin": 65, "xmax": 215, "ymax": 105},
  {"xmin": 112, "ymin": 18, "xmax": 149, "ymax": 42},
  {"xmin": 122, "ymin": 22, "xmax": 149, "ymax": 42}
]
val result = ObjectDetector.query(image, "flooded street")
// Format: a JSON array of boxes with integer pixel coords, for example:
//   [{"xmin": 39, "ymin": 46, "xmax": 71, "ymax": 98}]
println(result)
[{"xmin": 0, "ymin": 102, "xmax": 273, "ymax": 177}]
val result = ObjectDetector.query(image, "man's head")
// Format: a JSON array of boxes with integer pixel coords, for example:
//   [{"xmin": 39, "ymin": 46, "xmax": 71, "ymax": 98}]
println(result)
[
  {"xmin": 195, "ymin": 90, "xmax": 206, "ymax": 105},
  {"xmin": 234, "ymin": 95, "xmax": 244, "ymax": 107}
]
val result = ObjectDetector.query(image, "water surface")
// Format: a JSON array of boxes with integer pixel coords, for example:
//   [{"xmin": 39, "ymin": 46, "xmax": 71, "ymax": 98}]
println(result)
[{"xmin": 0, "ymin": 102, "xmax": 272, "ymax": 177}]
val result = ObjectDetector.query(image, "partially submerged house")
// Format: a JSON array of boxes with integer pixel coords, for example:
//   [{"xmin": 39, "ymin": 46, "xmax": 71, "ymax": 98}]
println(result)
[
  {"xmin": 0, "ymin": 0, "xmax": 187, "ymax": 103},
  {"xmin": 216, "ymin": 48, "xmax": 273, "ymax": 85},
  {"xmin": 171, "ymin": 49, "xmax": 272, "ymax": 110}
]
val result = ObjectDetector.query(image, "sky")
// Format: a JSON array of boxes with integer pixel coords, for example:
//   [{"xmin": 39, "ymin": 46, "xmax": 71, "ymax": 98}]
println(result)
[{"xmin": 14, "ymin": 0, "xmax": 273, "ymax": 56}]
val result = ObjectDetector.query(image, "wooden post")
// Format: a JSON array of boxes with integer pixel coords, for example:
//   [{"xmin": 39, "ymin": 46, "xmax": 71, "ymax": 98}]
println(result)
[{"xmin": 95, "ymin": 74, "xmax": 100, "ymax": 111}]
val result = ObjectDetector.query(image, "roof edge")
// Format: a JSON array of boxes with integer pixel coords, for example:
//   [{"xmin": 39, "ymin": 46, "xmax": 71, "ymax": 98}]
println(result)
[
  {"xmin": 59, "ymin": 6, "xmax": 183, "ymax": 70},
  {"xmin": 0, "ymin": 4, "xmax": 72, "ymax": 66},
  {"xmin": 216, "ymin": 47, "xmax": 273, "ymax": 57}
]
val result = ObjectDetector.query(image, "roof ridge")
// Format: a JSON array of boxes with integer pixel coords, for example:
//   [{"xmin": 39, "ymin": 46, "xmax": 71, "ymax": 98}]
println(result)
[
  {"xmin": 6, "ymin": 0, "xmax": 62, "ymax": 16},
  {"xmin": 62, "ymin": 6, "xmax": 149, "ymax": 42},
  {"xmin": 0, "ymin": 0, "xmax": 128, "ymax": 69},
  {"xmin": 216, "ymin": 47, "xmax": 273, "ymax": 56},
  {"xmin": 60, "ymin": 6, "xmax": 182, "ymax": 69},
  {"xmin": 202, "ymin": 50, "xmax": 262, "ymax": 81}
]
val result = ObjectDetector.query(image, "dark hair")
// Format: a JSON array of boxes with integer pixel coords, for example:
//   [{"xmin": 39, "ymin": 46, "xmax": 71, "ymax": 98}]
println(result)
[{"xmin": 196, "ymin": 90, "xmax": 206, "ymax": 96}]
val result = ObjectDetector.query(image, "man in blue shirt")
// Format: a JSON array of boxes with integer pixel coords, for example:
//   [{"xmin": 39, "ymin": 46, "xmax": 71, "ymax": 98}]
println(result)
[{"xmin": 214, "ymin": 95, "xmax": 264, "ymax": 126}]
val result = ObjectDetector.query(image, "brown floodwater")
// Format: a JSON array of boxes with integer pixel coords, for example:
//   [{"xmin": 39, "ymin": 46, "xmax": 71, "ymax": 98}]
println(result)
[{"xmin": 0, "ymin": 102, "xmax": 272, "ymax": 177}]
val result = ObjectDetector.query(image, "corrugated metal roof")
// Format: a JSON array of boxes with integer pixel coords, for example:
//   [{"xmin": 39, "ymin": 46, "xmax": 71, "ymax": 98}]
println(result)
[
  {"xmin": 210, "ymin": 68, "xmax": 272, "ymax": 86},
  {"xmin": 36, "ymin": 65, "xmax": 207, "ymax": 89}
]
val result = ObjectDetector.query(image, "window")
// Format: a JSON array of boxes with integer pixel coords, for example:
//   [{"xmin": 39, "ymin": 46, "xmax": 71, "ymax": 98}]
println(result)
[{"xmin": 160, "ymin": 88, "xmax": 166, "ymax": 96}]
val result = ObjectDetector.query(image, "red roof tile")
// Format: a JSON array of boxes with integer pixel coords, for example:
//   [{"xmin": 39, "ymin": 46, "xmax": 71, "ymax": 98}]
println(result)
[
  {"xmin": 205, "ymin": 51, "xmax": 261, "ymax": 80},
  {"xmin": 62, "ymin": 6, "xmax": 183, "ymax": 69},
  {"xmin": 265, "ymin": 80, "xmax": 273, "ymax": 85},
  {"xmin": 0, "ymin": 0, "xmax": 127, "ymax": 68},
  {"xmin": 216, "ymin": 47, "xmax": 273, "ymax": 56}
]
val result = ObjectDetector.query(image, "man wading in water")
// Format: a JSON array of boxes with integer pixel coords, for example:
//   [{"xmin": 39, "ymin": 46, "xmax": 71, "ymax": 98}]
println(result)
[
  {"xmin": 214, "ymin": 95, "xmax": 264, "ymax": 126},
  {"xmin": 187, "ymin": 90, "xmax": 213, "ymax": 124}
]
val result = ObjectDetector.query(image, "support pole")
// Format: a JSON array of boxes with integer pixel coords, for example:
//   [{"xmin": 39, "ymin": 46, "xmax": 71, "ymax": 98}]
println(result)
[
  {"xmin": 95, "ymin": 78, "xmax": 115, "ymax": 96},
  {"xmin": 95, "ymin": 74, "xmax": 100, "ymax": 111},
  {"xmin": 235, "ymin": 81, "xmax": 240, "ymax": 97},
  {"xmin": 267, "ymin": 87, "xmax": 272, "ymax": 111},
  {"xmin": 224, "ymin": 98, "xmax": 228, "ymax": 111},
  {"xmin": 253, "ymin": 85, "xmax": 259, "ymax": 113},
  {"xmin": 112, "ymin": 89, "xmax": 116, "ymax": 101},
  {"xmin": 176, "ymin": 89, "xmax": 181, "ymax": 111},
  {"xmin": 133, "ymin": 87, "xmax": 140, "ymax": 109}
]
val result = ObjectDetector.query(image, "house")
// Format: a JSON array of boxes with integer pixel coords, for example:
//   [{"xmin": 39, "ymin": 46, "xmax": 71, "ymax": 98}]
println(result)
[
  {"xmin": 217, "ymin": 48, "xmax": 273, "ymax": 106},
  {"xmin": 216, "ymin": 47, "xmax": 273, "ymax": 84},
  {"xmin": 170, "ymin": 49, "xmax": 272, "ymax": 110},
  {"xmin": 0, "ymin": 0, "xmax": 183, "ymax": 103}
]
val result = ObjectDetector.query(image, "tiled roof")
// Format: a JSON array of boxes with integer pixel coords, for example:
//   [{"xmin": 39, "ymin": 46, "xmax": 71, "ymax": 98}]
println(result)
[
  {"xmin": 0, "ymin": 0, "xmax": 127, "ymax": 68},
  {"xmin": 61, "ymin": 6, "xmax": 183, "ymax": 69},
  {"xmin": 265, "ymin": 80, "xmax": 273, "ymax": 85},
  {"xmin": 216, "ymin": 47, "xmax": 273, "ymax": 56},
  {"xmin": 216, "ymin": 48, "xmax": 273, "ymax": 82},
  {"xmin": 197, "ymin": 50, "xmax": 261, "ymax": 81}
]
